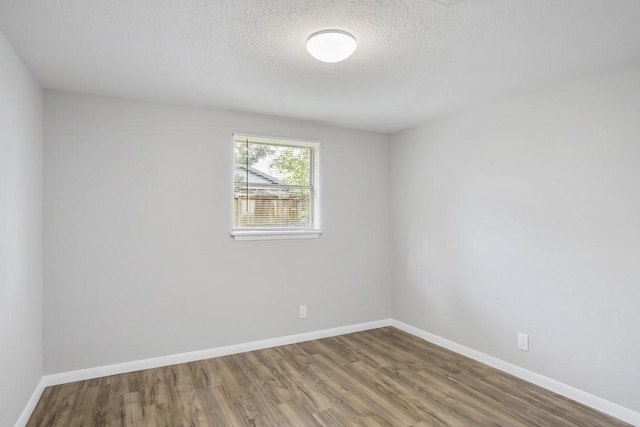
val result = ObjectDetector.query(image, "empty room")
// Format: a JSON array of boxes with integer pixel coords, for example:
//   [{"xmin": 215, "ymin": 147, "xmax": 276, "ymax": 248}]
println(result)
[{"xmin": 1, "ymin": 0, "xmax": 639, "ymax": 425}]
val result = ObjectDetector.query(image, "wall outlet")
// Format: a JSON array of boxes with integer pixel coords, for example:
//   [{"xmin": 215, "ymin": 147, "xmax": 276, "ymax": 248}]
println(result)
[
  {"xmin": 518, "ymin": 333, "xmax": 529, "ymax": 351},
  {"xmin": 299, "ymin": 305, "xmax": 307, "ymax": 319}
]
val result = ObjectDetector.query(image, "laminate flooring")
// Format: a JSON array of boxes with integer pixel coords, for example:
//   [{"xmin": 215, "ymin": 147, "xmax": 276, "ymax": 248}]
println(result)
[{"xmin": 28, "ymin": 327, "xmax": 630, "ymax": 426}]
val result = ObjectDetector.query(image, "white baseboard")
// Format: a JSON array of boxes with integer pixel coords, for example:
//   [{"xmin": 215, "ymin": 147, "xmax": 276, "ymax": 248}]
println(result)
[
  {"xmin": 42, "ymin": 319, "xmax": 392, "ymax": 388},
  {"xmin": 17, "ymin": 318, "xmax": 639, "ymax": 427},
  {"xmin": 14, "ymin": 319, "xmax": 391, "ymax": 426},
  {"xmin": 14, "ymin": 377, "xmax": 47, "ymax": 427},
  {"xmin": 391, "ymin": 319, "xmax": 640, "ymax": 426}
]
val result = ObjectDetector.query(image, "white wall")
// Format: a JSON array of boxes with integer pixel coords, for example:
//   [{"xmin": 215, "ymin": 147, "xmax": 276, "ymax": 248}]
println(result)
[
  {"xmin": 43, "ymin": 91, "xmax": 391, "ymax": 374},
  {"xmin": 0, "ymin": 31, "xmax": 43, "ymax": 426},
  {"xmin": 391, "ymin": 63, "xmax": 640, "ymax": 412}
]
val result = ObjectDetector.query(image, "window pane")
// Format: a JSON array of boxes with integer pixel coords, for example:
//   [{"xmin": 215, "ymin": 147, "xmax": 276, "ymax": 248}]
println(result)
[
  {"xmin": 233, "ymin": 136, "xmax": 319, "ymax": 233},
  {"xmin": 234, "ymin": 142, "xmax": 311, "ymax": 186},
  {"xmin": 233, "ymin": 187, "xmax": 311, "ymax": 229}
]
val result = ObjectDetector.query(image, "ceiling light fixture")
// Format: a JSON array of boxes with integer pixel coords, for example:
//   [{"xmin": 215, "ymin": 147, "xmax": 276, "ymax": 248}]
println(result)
[{"xmin": 306, "ymin": 30, "xmax": 357, "ymax": 63}]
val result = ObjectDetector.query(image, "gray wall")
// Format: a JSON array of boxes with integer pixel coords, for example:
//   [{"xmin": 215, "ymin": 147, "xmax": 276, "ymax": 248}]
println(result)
[
  {"xmin": 0, "ymin": 31, "xmax": 43, "ymax": 426},
  {"xmin": 43, "ymin": 91, "xmax": 392, "ymax": 374},
  {"xmin": 390, "ymin": 63, "xmax": 640, "ymax": 412}
]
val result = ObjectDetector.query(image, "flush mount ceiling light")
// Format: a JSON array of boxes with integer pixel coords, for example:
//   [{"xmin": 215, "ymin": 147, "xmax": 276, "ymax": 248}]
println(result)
[{"xmin": 306, "ymin": 30, "xmax": 357, "ymax": 63}]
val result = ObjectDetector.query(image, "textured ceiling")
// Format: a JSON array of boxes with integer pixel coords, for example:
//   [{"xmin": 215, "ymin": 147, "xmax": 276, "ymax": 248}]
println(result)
[{"xmin": 1, "ymin": 0, "xmax": 640, "ymax": 133}]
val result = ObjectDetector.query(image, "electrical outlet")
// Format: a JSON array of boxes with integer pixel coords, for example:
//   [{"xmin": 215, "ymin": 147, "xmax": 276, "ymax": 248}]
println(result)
[
  {"xmin": 299, "ymin": 305, "xmax": 307, "ymax": 319},
  {"xmin": 518, "ymin": 333, "xmax": 529, "ymax": 351}
]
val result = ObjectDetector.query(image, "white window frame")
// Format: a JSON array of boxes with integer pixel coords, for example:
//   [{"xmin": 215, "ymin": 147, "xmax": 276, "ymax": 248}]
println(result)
[{"xmin": 231, "ymin": 133, "xmax": 321, "ymax": 241}]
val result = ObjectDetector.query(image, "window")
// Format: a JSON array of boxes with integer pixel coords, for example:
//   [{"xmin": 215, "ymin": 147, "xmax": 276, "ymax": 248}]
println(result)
[{"xmin": 231, "ymin": 134, "xmax": 321, "ymax": 240}]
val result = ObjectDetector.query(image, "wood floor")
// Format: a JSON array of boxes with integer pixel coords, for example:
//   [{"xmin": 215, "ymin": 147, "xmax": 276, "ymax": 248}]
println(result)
[{"xmin": 28, "ymin": 327, "xmax": 629, "ymax": 426}]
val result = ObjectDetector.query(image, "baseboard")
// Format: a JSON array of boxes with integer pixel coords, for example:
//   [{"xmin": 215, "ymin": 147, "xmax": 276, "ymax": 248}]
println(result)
[
  {"xmin": 14, "ymin": 377, "xmax": 47, "ymax": 427},
  {"xmin": 41, "ymin": 319, "xmax": 393, "ymax": 388},
  {"xmin": 18, "ymin": 318, "xmax": 639, "ymax": 427},
  {"xmin": 391, "ymin": 319, "xmax": 640, "ymax": 426},
  {"xmin": 13, "ymin": 319, "xmax": 391, "ymax": 426}
]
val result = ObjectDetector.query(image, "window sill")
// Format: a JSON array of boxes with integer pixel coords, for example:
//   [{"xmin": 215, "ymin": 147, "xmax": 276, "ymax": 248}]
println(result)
[{"xmin": 231, "ymin": 230, "xmax": 322, "ymax": 241}]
